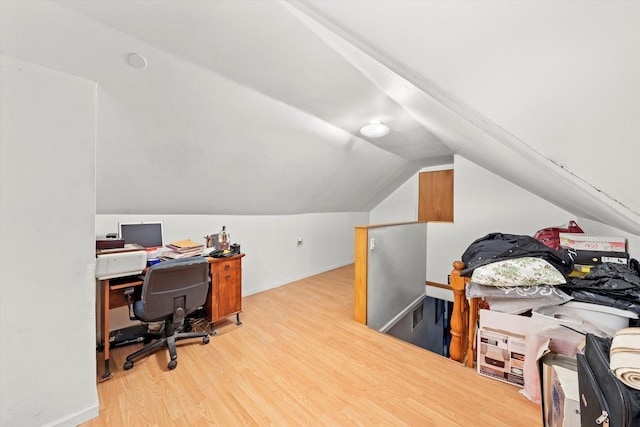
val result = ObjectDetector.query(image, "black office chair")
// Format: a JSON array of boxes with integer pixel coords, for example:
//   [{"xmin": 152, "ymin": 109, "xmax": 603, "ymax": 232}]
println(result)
[{"xmin": 123, "ymin": 257, "xmax": 210, "ymax": 371}]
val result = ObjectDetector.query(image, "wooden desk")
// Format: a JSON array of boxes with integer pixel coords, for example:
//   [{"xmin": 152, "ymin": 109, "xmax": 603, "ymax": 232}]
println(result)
[{"xmin": 97, "ymin": 254, "xmax": 245, "ymax": 381}]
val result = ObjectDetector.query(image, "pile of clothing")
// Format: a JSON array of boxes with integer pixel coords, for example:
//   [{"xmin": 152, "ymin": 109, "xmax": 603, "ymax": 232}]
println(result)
[
  {"xmin": 461, "ymin": 232, "xmax": 640, "ymax": 316},
  {"xmin": 560, "ymin": 262, "xmax": 640, "ymax": 316}
]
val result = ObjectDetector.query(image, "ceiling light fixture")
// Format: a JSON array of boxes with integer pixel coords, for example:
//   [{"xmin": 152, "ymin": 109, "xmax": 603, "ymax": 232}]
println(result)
[
  {"xmin": 360, "ymin": 121, "xmax": 390, "ymax": 138},
  {"xmin": 126, "ymin": 52, "xmax": 148, "ymax": 69}
]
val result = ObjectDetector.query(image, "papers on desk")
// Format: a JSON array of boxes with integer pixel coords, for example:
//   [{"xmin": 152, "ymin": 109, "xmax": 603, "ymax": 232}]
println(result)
[
  {"xmin": 163, "ymin": 249, "xmax": 203, "ymax": 259},
  {"xmin": 163, "ymin": 239, "xmax": 204, "ymax": 259},
  {"xmin": 167, "ymin": 239, "xmax": 203, "ymax": 250}
]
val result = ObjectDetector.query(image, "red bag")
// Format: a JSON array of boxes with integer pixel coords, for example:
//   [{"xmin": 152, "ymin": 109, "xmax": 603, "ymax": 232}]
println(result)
[{"xmin": 534, "ymin": 220, "xmax": 584, "ymax": 250}]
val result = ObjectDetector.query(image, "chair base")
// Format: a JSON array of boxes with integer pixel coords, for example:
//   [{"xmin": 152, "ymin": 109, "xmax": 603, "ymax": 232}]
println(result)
[{"xmin": 123, "ymin": 325, "xmax": 210, "ymax": 371}]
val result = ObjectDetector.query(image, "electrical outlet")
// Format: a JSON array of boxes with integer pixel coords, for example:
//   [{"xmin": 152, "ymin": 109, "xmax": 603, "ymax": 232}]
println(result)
[{"xmin": 370, "ymin": 238, "xmax": 375, "ymax": 251}]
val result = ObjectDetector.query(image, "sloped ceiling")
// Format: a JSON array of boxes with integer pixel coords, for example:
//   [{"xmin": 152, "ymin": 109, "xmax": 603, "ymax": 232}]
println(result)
[
  {"xmin": 37, "ymin": 0, "xmax": 451, "ymax": 215},
  {"xmin": 293, "ymin": 0, "xmax": 640, "ymax": 235},
  {"xmin": 2, "ymin": 0, "xmax": 638, "ymax": 234}
]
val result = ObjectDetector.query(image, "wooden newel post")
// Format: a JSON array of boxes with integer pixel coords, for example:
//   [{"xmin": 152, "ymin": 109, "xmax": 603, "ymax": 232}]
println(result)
[{"xmin": 449, "ymin": 261, "xmax": 467, "ymax": 364}]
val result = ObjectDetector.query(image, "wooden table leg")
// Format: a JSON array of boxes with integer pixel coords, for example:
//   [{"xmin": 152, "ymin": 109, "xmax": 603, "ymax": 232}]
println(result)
[{"xmin": 100, "ymin": 279, "xmax": 112, "ymax": 381}]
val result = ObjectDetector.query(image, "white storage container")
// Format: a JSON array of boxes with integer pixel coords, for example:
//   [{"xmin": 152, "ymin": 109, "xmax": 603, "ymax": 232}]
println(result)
[{"xmin": 532, "ymin": 301, "xmax": 638, "ymax": 337}]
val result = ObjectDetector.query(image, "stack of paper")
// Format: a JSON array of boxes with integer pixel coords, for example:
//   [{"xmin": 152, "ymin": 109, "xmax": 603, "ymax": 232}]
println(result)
[{"xmin": 164, "ymin": 239, "xmax": 204, "ymax": 259}]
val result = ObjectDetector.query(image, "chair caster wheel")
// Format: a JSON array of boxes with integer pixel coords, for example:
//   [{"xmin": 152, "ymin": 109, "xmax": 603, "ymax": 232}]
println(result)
[
  {"xmin": 124, "ymin": 361, "xmax": 133, "ymax": 370},
  {"xmin": 203, "ymin": 336, "xmax": 210, "ymax": 345},
  {"xmin": 168, "ymin": 360, "xmax": 177, "ymax": 370}
]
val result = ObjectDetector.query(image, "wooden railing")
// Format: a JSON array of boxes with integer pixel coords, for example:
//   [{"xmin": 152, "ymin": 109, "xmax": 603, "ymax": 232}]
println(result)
[{"xmin": 449, "ymin": 261, "xmax": 479, "ymax": 367}]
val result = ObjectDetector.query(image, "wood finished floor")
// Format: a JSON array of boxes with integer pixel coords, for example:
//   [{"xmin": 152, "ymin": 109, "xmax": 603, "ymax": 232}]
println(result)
[{"xmin": 84, "ymin": 264, "xmax": 540, "ymax": 426}]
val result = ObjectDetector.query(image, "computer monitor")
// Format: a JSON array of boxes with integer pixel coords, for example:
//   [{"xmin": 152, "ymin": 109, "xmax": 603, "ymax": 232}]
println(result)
[{"xmin": 118, "ymin": 221, "xmax": 164, "ymax": 249}]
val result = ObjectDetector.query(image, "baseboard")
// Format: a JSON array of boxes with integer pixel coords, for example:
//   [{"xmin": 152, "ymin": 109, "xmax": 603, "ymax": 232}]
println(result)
[{"xmin": 46, "ymin": 403, "xmax": 99, "ymax": 427}]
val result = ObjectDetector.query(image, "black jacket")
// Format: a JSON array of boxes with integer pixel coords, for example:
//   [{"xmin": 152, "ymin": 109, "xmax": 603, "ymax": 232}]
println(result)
[
  {"xmin": 561, "ymin": 262, "xmax": 640, "ymax": 315},
  {"xmin": 460, "ymin": 232, "xmax": 573, "ymax": 276}
]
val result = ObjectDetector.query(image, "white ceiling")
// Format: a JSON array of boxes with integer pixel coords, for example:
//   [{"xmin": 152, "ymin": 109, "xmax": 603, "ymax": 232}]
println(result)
[
  {"xmin": 2, "ymin": 0, "xmax": 639, "ymax": 234},
  {"xmin": 58, "ymin": 0, "xmax": 448, "ymax": 161},
  {"xmin": 40, "ymin": 0, "xmax": 455, "ymax": 215}
]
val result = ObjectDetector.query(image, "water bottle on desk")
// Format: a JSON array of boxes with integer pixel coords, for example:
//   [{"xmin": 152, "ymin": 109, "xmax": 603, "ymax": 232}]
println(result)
[{"xmin": 219, "ymin": 226, "xmax": 229, "ymax": 250}]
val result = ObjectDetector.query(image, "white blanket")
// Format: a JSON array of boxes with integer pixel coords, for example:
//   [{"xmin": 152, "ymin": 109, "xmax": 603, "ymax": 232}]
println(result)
[{"xmin": 610, "ymin": 327, "xmax": 640, "ymax": 390}]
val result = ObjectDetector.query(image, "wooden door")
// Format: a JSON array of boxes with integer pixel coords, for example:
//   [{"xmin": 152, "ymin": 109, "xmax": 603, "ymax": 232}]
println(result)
[{"xmin": 418, "ymin": 170, "xmax": 453, "ymax": 222}]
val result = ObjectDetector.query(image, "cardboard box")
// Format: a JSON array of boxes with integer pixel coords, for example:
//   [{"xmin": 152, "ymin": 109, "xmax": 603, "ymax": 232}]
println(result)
[
  {"xmin": 540, "ymin": 353, "xmax": 580, "ymax": 427},
  {"xmin": 559, "ymin": 233, "xmax": 626, "ymax": 252},
  {"xmin": 477, "ymin": 309, "xmax": 530, "ymax": 386}
]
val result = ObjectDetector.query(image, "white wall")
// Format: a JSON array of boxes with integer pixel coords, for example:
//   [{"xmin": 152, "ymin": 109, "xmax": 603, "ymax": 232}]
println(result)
[
  {"xmin": 0, "ymin": 56, "xmax": 98, "ymax": 426},
  {"xmin": 365, "ymin": 223, "xmax": 427, "ymax": 331},
  {"xmin": 368, "ymin": 164, "xmax": 454, "ymax": 225},
  {"xmin": 427, "ymin": 155, "xmax": 578, "ymax": 283},
  {"xmin": 368, "ymin": 176, "xmax": 417, "ymax": 225},
  {"xmin": 370, "ymin": 155, "xmax": 585, "ymax": 284},
  {"xmin": 97, "ymin": 212, "xmax": 366, "ymax": 296},
  {"xmin": 98, "ymin": 212, "xmax": 365, "ymax": 331}
]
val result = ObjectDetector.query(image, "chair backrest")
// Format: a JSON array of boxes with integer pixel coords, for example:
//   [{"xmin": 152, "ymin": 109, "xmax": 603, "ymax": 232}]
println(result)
[{"xmin": 139, "ymin": 257, "xmax": 209, "ymax": 322}]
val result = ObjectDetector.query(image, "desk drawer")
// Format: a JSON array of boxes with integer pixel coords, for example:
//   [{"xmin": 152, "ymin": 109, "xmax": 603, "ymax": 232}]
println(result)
[{"xmin": 211, "ymin": 258, "xmax": 241, "ymax": 272}]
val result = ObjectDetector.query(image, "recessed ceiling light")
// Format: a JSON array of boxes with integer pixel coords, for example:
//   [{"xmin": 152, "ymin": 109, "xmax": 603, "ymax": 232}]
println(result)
[
  {"xmin": 360, "ymin": 121, "xmax": 390, "ymax": 138},
  {"xmin": 127, "ymin": 52, "xmax": 147, "ymax": 69}
]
